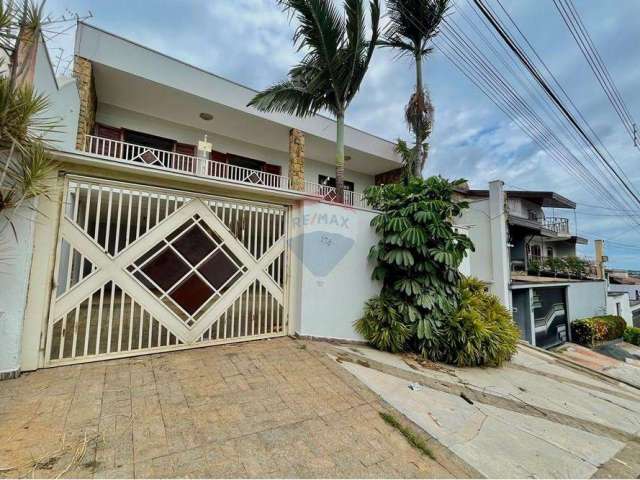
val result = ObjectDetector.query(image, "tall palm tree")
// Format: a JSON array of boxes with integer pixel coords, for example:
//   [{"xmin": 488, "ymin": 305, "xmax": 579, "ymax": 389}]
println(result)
[
  {"xmin": 248, "ymin": 0, "xmax": 380, "ymax": 203},
  {"xmin": 381, "ymin": 0, "xmax": 449, "ymax": 177}
]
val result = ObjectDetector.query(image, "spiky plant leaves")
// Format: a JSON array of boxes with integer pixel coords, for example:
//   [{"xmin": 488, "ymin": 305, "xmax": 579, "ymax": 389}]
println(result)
[
  {"xmin": 354, "ymin": 294, "xmax": 410, "ymax": 353},
  {"xmin": 439, "ymin": 277, "xmax": 519, "ymax": 367}
]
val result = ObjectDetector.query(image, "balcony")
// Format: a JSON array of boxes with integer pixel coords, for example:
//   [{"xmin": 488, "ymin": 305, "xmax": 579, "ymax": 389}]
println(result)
[
  {"xmin": 542, "ymin": 217, "xmax": 570, "ymax": 235},
  {"xmin": 512, "ymin": 254, "xmax": 596, "ymax": 279},
  {"xmin": 80, "ymin": 135, "xmax": 369, "ymax": 209}
]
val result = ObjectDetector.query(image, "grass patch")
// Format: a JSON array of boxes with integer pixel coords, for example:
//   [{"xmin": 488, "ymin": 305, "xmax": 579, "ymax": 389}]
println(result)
[{"xmin": 379, "ymin": 411, "xmax": 434, "ymax": 459}]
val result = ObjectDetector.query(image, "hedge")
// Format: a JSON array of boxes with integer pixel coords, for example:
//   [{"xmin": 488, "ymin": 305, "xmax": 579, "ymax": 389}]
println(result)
[
  {"xmin": 571, "ymin": 315, "xmax": 627, "ymax": 347},
  {"xmin": 623, "ymin": 326, "xmax": 640, "ymax": 346}
]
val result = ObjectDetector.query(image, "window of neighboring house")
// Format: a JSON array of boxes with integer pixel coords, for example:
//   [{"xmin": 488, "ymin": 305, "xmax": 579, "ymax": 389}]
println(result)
[
  {"xmin": 616, "ymin": 302, "xmax": 622, "ymax": 317},
  {"xmin": 547, "ymin": 247, "xmax": 554, "ymax": 258},
  {"xmin": 530, "ymin": 244, "xmax": 541, "ymax": 258},
  {"xmin": 318, "ymin": 175, "xmax": 355, "ymax": 191},
  {"xmin": 528, "ymin": 210, "xmax": 539, "ymax": 221}
]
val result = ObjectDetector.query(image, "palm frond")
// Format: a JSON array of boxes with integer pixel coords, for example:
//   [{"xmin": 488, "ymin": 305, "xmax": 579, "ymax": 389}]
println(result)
[
  {"xmin": 247, "ymin": 79, "xmax": 324, "ymax": 117},
  {"xmin": 382, "ymin": 0, "xmax": 450, "ymax": 55}
]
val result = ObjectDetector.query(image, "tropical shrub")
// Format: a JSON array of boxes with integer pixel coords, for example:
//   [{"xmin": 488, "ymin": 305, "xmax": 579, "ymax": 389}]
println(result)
[
  {"xmin": 354, "ymin": 294, "xmax": 411, "ymax": 353},
  {"xmin": 623, "ymin": 326, "xmax": 640, "ymax": 346},
  {"xmin": 571, "ymin": 315, "xmax": 627, "ymax": 347},
  {"xmin": 564, "ymin": 256, "xmax": 588, "ymax": 278},
  {"xmin": 438, "ymin": 277, "xmax": 519, "ymax": 367},
  {"xmin": 361, "ymin": 176, "xmax": 474, "ymax": 359}
]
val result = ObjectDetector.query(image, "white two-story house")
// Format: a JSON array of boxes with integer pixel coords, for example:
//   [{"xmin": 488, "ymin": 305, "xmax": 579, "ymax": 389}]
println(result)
[{"xmin": 1, "ymin": 23, "xmax": 403, "ymax": 377}]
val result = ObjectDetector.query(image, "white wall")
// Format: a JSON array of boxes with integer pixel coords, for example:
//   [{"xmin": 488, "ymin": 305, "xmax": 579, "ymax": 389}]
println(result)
[
  {"xmin": 292, "ymin": 201, "xmax": 380, "ymax": 341},
  {"xmin": 34, "ymin": 38, "xmax": 80, "ymax": 151},
  {"xmin": 0, "ymin": 204, "xmax": 36, "ymax": 377},
  {"xmin": 566, "ymin": 280, "xmax": 608, "ymax": 321},
  {"xmin": 609, "ymin": 283, "xmax": 640, "ymax": 301},
  {"xmin": 607, "ymin": 293, "xmax": 633, "ymax": 327},
  {"xmin": 458, "ymin": 198, "xmax": 493, "ymax": 284},
  {"xmin": 96, "ymin": 104, "xmax": 375, "ymax": 193}
]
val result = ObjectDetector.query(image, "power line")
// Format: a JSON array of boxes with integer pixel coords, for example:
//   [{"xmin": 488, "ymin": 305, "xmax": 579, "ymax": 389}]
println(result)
[
  {"xmin": 554, "ymin": 0, "xmax": 638, "ymax": 148},
  {"xmin": 475, "ymin": 0, "xmax": 640, "ymax": 210}
]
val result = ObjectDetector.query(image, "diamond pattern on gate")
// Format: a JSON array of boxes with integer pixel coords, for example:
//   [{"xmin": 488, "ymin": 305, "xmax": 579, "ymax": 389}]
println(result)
[
  {"xmin": 197, "ymin": 278, "xmax": 285, "ymax": 343},
  {"xmin": 49, "ymin": 280, "xmax": 183, "ymax": 363},
  {"xmin": 126, "ymin": 214, "xmax": 246, "ymax": 328}
]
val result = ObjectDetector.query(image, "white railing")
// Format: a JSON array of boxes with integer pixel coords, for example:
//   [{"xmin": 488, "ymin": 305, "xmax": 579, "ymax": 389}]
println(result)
[
  {"xmin": 543, "ymin": 216, "xmax": 570, "ymax": 235},
  {"xmin": 82, "ymin": 135, "xmax": 370, "ymax": 210}
]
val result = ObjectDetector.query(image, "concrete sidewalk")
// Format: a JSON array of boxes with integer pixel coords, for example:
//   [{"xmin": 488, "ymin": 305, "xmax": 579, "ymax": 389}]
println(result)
[
  {"xmin": 553, "ymin": 342, "xmax": 640, "ymax": 388},
  {"xmin": 333, "ymin": 344, "xmax": 640, "ymax": 479}
]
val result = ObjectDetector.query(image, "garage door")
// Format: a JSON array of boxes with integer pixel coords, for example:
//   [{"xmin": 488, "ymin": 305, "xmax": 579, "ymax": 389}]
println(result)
[{"xmin": 44, "ymin": 176, "xmax": 288, "ymax": 366}]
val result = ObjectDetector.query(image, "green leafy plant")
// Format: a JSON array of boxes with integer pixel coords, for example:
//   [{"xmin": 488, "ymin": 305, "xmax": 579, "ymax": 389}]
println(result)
[
  {"xmin": 361, "ymin": 176, "xmax": 474, "ymax": 360},
  {"xmin": 623, "ymin": 326, "xmax": 640, "ymax": 346},
  {"xmin": 544, "ymin": 256, "xmax": 566, "ymax": 276},
  {"xmin": 571, "ymin": 315, "xmax": 627, "ymax": 347},
  {"xmin": 438, "ymin": 277, "xmax": 519, "ymax": 367},
  {"xmin": 247, "ymin": 0, "xmax": 380, "ymax": 202},
  {"xmin": 354, "ymin": 294, "xmax": 410, "ymax": 352},
  {"xmin": 564, "ymin": 256, "xmax": 587, "ymax": 278}
]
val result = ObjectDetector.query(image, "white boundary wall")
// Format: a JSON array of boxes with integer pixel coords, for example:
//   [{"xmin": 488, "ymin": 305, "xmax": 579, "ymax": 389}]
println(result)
[{"xmin": 292, "ymin": 201, "xmax": 380, "ymax": 341}]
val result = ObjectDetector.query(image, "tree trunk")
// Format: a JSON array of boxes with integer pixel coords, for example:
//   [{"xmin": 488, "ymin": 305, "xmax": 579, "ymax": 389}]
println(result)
[
  {"xmin": 414, "ymin": 53, "xmax": 424, "ymax": 178},
  {"xmin": 335, "ymin": 112, "xmax": 345, "ymax": 203}
]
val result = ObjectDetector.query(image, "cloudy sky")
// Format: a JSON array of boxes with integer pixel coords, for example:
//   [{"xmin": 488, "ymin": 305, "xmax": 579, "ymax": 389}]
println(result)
[{"xmin": 45, "ymin": 0, "xmax": 640, "ymax": 268}]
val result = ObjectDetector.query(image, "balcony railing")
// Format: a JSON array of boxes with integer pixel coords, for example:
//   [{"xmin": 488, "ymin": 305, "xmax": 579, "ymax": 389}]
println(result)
[
  {"xmin": 542, "ymin": 216, "xmax": 570, "ymax": 235},
  {"xmin": 81, "ymin": 135, "xmax": 369, "ymax": 209}
]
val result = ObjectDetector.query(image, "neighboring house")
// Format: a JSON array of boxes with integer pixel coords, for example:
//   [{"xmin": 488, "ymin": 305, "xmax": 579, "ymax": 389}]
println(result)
[
  {"xmin": 606, "ymin": 269, "xmax": 640, "ymax": 326},
  {"xmin": 0, "ymin": 23, "xmax": 403, "ymax": 377},
  {"xmin": 458, "ymin": 180, "xmax": 608, "ymax": 349}
]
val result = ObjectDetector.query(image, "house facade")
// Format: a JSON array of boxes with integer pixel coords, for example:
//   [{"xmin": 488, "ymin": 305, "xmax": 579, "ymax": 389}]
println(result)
[
  {"xmin": 458, "ymin": 181, "xmax": 609, "ymax": 349},
  {"xmin": 0, "ymin": 23, "xmax": 403, "ymax": 377}
]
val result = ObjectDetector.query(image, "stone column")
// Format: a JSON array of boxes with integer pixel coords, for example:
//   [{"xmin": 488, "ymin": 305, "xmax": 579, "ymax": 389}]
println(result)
[
  {"xmin": 288, "ymin": 128, "xmax": 305, "ymax": 191},
  {"xmin": 73, "ymin": 56, "xmax": 97, "ymax": 150}
]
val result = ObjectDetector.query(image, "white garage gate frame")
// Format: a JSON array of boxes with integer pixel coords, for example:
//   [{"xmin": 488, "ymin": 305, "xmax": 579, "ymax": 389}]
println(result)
[{"xmin": 43, "ymin": 175, "xmax": 291, "ymax": 367}]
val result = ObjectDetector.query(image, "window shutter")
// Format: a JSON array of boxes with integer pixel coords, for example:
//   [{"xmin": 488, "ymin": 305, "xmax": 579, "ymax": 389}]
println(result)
[{"xmin": 261, "ymin": 163, "xmax": 282, "ymax": 175}]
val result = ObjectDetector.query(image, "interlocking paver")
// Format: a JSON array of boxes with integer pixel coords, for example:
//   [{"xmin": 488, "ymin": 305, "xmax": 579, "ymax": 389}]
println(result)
[{"xmin": 0, "ymin": 338, "xmax": 466, "ymax": 478}]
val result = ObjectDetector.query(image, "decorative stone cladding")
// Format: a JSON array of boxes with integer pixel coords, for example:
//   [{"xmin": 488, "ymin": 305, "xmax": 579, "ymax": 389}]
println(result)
[
  {"xmin": 375, "ymin": 167, "xmax": 403, "ymax": 185},
  {"xmin": 15, "ymin": 26, "xmax": 37, "ymax": 87},
  {"xmin": 73, "ymin": 56, "xmax": 97, "ymax": 150},
  {"xmin": 288, "ymin": 128, "xmax": 305, "ymax": 191}
]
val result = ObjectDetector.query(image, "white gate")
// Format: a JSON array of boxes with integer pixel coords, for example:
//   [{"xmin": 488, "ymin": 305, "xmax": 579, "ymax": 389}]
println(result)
[{"xmin": 44, "ymin": 176, "xmax": 289, "ymax": 366}]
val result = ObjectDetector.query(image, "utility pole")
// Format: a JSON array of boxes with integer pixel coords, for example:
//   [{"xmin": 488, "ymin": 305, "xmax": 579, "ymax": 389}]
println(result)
[{"xmin": 594, "ymin": 239, "xmax": 606, "ymax": 280}]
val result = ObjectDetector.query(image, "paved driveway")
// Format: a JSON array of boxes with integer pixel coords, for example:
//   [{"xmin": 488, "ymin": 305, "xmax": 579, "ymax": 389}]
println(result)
[{"xmin": 0, "ymin": 338, "xmax": 470, "ymax": 478}]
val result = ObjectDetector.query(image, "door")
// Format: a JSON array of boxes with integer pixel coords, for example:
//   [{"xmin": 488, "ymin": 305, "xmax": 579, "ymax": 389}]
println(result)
[{"xmin": 44, "ymin": 176, "xmax": 289, "ymax": 366}]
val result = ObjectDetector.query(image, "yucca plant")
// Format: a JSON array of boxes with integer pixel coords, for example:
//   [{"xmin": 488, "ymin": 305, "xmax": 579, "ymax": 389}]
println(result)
[
  {"xmin": 354, "ymin": 293, "xmax": 411, "ymax": 352},
  {"xmin": 439, "ymin": 277, "xmax": 519, "ymax": 367},
  {"xmin": 248, "ymin": 0, "xmax": 380, "ymax": 203},
  {"xmin": 0, "ymin": 1, "xmax": 58, "ymax": 236},
  {"xmin": 380, "ymin": 0, "xmax": 449, "ymax": 176}
]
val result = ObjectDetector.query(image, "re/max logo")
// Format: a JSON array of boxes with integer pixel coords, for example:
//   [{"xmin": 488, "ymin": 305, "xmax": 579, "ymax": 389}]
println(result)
[{"xmin": 292, "ymin": 213, "xmax": 350, "ymax": 229}]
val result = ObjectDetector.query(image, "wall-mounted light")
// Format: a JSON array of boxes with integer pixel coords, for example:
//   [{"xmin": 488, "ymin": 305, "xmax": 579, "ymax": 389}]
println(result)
[{"xmin": 199, "ymin": 112, "xmax": 213, "ymax": 121}]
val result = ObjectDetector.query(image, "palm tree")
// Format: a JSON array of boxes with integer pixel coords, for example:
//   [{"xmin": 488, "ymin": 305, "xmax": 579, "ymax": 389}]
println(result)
[
  {"xmin": 248, "ymin": 0, "xmax": 380, "ymax": 203},
  {"xmin": 381, "ymin": 0, "xmax": 449, "ymax": 177}
]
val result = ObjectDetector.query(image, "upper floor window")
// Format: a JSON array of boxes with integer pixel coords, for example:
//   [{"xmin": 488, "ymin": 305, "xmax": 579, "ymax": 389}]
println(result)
[{"xmin": 318, "ymin": 175, "xmax": 354, "ymax": 191}]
